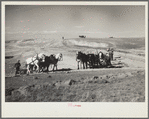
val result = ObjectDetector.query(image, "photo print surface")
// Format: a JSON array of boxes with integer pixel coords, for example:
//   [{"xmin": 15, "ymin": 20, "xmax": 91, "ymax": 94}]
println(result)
[{"xmin": 2, "ymin": 1, "xmax": 148, "ymax": 118}]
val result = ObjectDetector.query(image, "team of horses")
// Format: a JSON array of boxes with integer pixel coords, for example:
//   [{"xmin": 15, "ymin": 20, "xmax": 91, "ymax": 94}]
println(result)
[
  {"xmin": 25, "ymin": 53, "xmax": 63, "ymax": 75},
  {"xmin": 76, "ymin": 50, "xmax": 113, "ymax": 69},
  {"xmin": 25, "ymin": 49, "xmax": 113, "ymax": 74}
]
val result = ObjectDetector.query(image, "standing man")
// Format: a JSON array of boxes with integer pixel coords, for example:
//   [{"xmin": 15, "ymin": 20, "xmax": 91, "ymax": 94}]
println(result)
[
  {"xmin": 110, "ymin": 48, "xmax": 114, "ymax": 60},
  {"xmin": 107, "ymin": 48, "xmax": 114, "ymax": 61},
  {"xmin": 14, "ymin": 60, "xmax": 21, "ymax": 76},
  {"xmin": 105, "ymin": 53, "xmax": 111, "ymax": 66}
]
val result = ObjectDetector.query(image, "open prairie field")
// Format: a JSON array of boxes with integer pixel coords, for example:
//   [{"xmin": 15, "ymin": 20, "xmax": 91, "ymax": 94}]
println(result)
[{"xmin": 5, "ymin": 37, "xmax": 145, "ymax": 102}]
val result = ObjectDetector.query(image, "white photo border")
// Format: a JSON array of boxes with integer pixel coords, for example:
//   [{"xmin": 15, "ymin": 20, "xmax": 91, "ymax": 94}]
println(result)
[{"xmin": 1, "ymin": 1, "xmax": 148, "ymax": 118}]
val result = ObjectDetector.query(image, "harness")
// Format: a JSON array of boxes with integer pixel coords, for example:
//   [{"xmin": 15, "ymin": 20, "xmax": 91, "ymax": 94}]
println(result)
[
  {"xmin": 28, "ymin": 57, "xmax": 38, "ymax": 65},
  {"xmin": 28, "ymin": 53, "xmax": 43, "ymax": 65}
]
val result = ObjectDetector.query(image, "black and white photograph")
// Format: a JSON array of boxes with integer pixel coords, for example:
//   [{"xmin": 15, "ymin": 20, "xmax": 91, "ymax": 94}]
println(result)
[{"xmin": 2, "ymin": 1, "xmax": 148, "ymax": 118}]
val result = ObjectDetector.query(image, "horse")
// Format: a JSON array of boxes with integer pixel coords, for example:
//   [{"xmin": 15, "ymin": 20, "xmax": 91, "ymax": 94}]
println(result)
[
  {"xmin": 33, "ymin": 53, "xmax": 46, "ymax": 62},
  {"xmin": 99, "ymin": 51, "xmax": 104, "ymax": 60},
  {"xmin": 86, "ymin": 52, "xmax": 101, "ymax": 68},
  {"xmin": 38, "ymin": 56, "xmax": 51, "ymax": 72},
  {"xmin": 87, "ymin": 54, "xmax": 95, "ymax": 68},
  {"xmin": 39, "ymin": 53, "xmax": 63, "ymax": 72},
  {"xmin": 25, "ymin": 57, "xmax": 40, "ymax": 75},
  {"xmin": 76, "ymin": 51, "xmax": 88, "ymax": 70},
  {"xmin": 99, "ymin": 51, "xmax": 111, "ymax": 67},
  {"xmin": 26, "ymin": 53, "xmax": 46, "ymax": 74},
  {"xmin": 94, "ymin": 53, "xmax": 100, "ymax": 67}
]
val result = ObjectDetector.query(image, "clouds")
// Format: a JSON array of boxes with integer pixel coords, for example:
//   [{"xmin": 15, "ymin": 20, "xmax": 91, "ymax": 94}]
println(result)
[
  {"xmin": 5, "ymin": 5, "xmax": 145, "ymax": 38},
  {"xmin": 6, "ymin": 30, "xmax": 58, "ymax": 35}
]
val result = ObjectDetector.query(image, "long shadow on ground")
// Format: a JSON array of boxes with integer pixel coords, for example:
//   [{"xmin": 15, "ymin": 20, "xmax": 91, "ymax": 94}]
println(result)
[
  {"xmin": 43, "ymin": 68, "xmax": 72, "ymax": 72},
  {"xmin": 89, "ymin": 65, "xmax": 124, "ymax": 69}
]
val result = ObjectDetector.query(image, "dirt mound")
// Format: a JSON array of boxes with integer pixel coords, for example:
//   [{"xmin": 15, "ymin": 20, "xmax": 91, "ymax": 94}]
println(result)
[
  {"xmin": 86, "ymin": 76, "xmax": 109, "ymax": 84},
  {"xmin": 16, "ymin": 38, "xmax": 64, "ymax": 49},
  {"xmin": 53, "ymin": 79, "xmax": 77, "ymax": 87},
  {"xmin": 117, "ymin": 73, "xmax": 128, "ymax": 79},
  {"xmin": 63, "ymin": 39, "xmax": 112, "ymax": 48},
  {"xmin": 63, "ymin": 79, "xmax": 76, "ymax": 86}
]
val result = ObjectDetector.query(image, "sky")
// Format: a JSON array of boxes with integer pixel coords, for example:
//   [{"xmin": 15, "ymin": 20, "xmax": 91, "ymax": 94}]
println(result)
[{"xmin": 5, "ymin": 5, "xmax": 145, "ymax": 40}]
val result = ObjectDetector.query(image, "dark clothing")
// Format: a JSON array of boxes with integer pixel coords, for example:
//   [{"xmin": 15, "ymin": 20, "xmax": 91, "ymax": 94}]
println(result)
[
  {"xmin": 15, "ymin": 63, "xmax": 21, "ymax": 69},
  {"xmin": 109, "ymin": 51, "xmax": 113, "ymax": 60},
  {"xmin": 105, "ymin": 55, "xmax": 111, "ymax": 66},
  {"xmin": 108, "ymin": 50, "xmax": 114, "ymax": 61},
  {"xmin": 14, "ymin": 63, "xmax": 21, "ymax": 76}
]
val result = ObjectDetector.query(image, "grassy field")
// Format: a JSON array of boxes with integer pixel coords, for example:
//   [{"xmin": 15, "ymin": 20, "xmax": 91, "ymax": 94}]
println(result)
[{"xmin": 5, "ymin": 69, "xmax": 145, "ymax": 102}]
